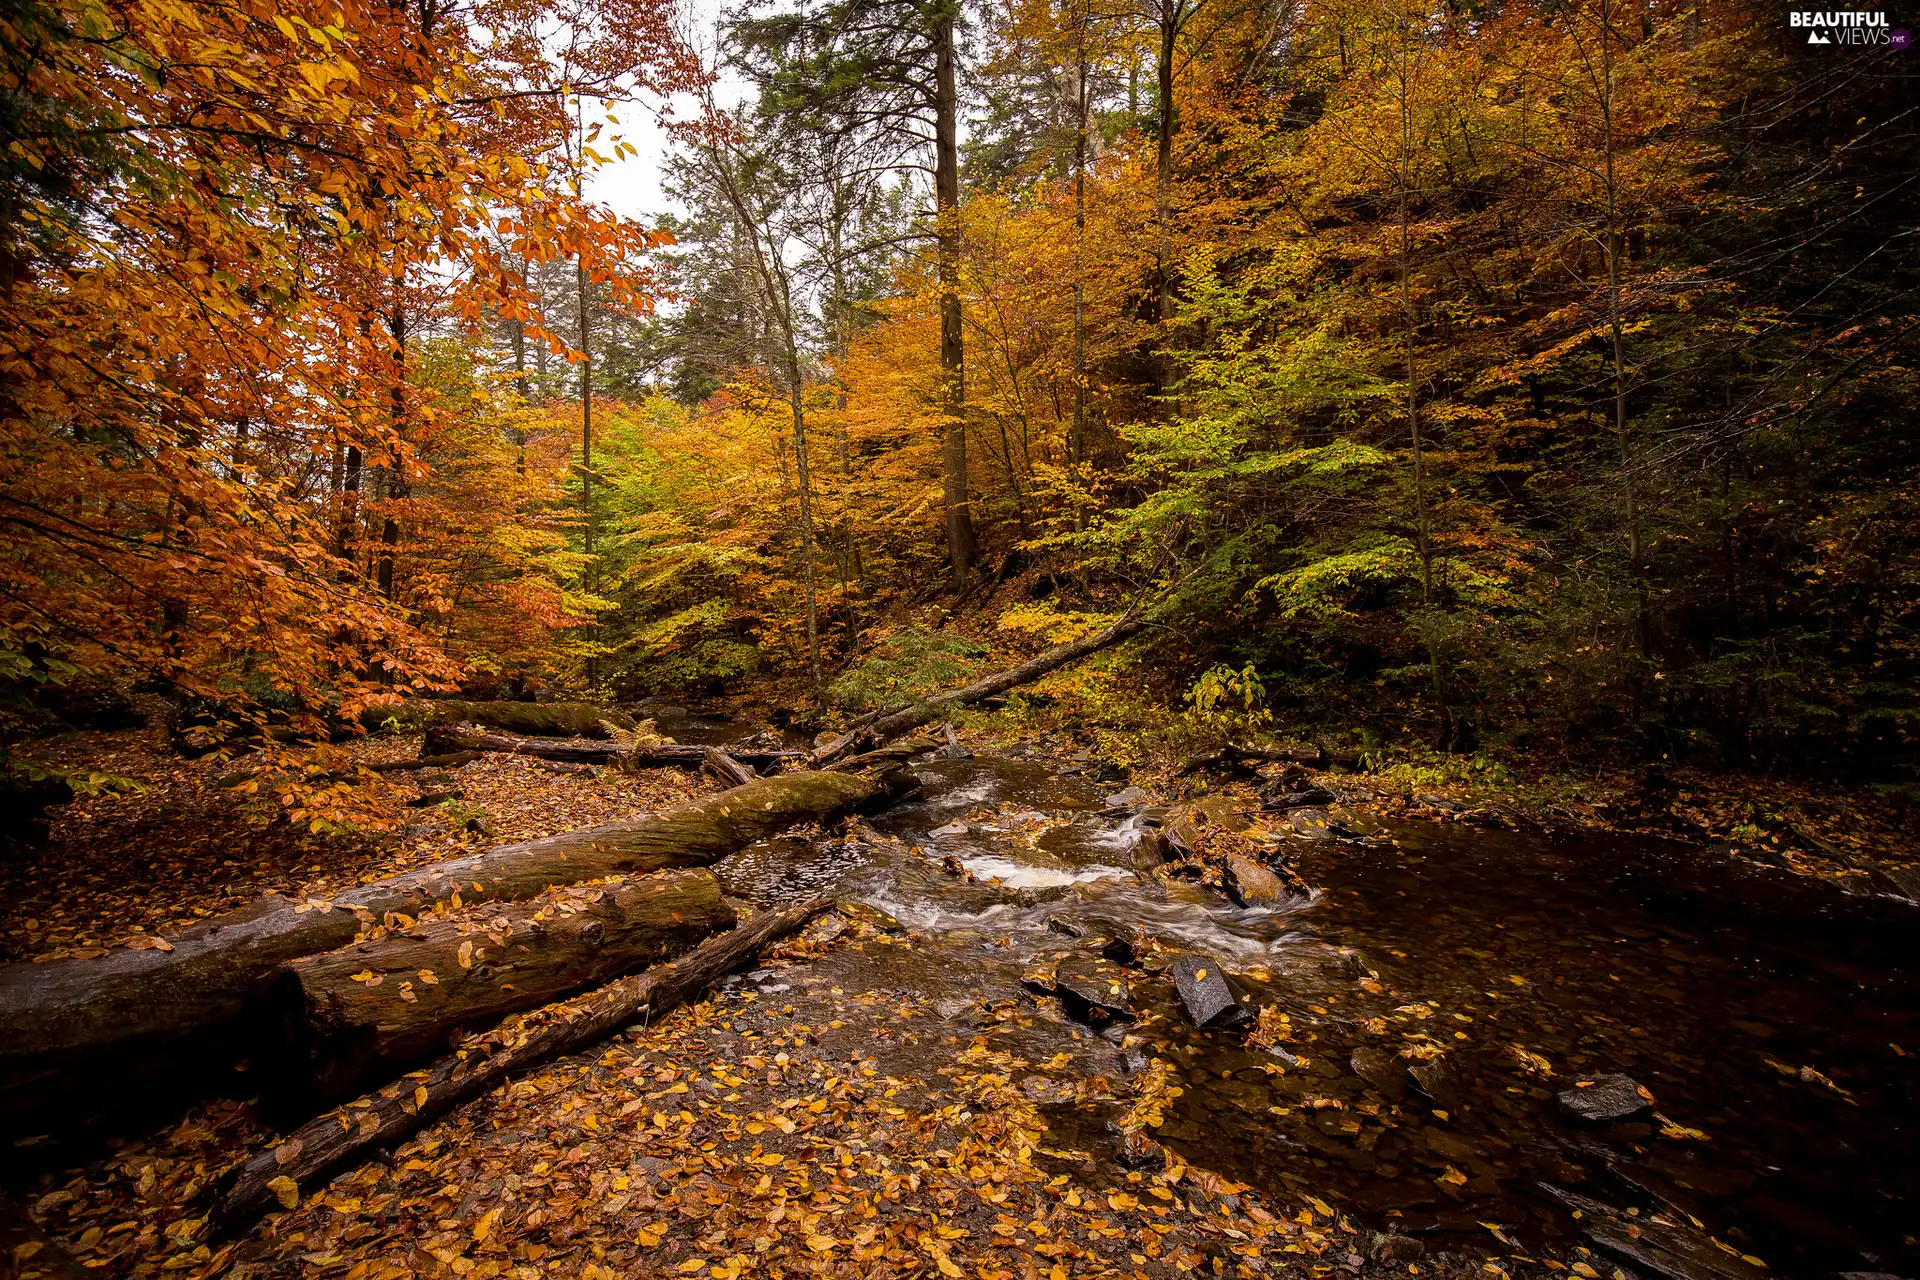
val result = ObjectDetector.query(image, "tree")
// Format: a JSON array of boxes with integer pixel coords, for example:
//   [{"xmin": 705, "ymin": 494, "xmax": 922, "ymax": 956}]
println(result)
[{"xmin": 730, "ymin": 0, "xmax": 979, "ymax": 583}]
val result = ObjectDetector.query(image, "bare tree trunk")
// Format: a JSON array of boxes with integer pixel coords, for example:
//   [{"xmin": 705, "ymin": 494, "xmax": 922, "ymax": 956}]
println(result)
[
  {"xmin": 1071, "ymin": 23, "xmax": 1089, "ymax": 531},
  {"xmin": 935, "ymin": 10, "xmax": 977, "ymax": 583},
  {"xmin": 577, "ymin": 261, "xmax": 598, "ymax": 687},
  {"xmin": 1394, "ymin": 14, "xmax": 1451, "ymax": 747}
]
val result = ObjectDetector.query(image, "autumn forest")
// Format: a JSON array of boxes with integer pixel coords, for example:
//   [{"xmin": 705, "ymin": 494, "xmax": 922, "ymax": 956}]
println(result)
[{"xmin": 2, "ymin": 0, "xmax": 1919, "ymax": 1275}]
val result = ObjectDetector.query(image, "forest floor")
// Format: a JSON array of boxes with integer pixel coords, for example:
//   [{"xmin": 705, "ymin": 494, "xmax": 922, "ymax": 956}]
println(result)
[{"xmin": 3, "ymin": 713, "xmax": 1915, "ymax": 1280}]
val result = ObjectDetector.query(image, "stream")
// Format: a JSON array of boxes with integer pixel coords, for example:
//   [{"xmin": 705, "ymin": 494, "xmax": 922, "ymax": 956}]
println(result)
[{"xmin": 703, "ymin": 747, "xmax": 1918, "ymax": 1279}]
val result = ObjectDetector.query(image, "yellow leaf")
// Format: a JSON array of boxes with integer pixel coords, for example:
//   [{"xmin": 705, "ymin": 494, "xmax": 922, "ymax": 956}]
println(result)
[
  {"xmin": 806, "ymin": 1235, "xmax": 837, "ymax": 1252},
  {"xmin": 267, "ymin": 1176, "xmax": 300, "ymax": 1211},
  {"xmin": 415, "ymin": 1086, "xmax": 428, "ymax": 1109},
  {"xmin": 474, "ymin": 1207, "xmax": 499, "ymax": 1241},
  {"xmin": 636, "ymin": 1222, "xmax": 666, "ymax": 1249}
]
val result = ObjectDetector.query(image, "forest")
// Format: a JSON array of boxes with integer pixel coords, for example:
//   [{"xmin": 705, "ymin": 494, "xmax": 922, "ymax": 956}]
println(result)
[{"xmin": 1, "ymin": 0, "xmax": 1917, "ymax": 1277}]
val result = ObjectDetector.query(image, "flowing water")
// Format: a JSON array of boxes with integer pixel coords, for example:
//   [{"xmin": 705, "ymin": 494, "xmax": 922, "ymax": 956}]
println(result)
[{"xmin": 711, "ymin": 751, "xmax": 1920, "ymax": 1278}]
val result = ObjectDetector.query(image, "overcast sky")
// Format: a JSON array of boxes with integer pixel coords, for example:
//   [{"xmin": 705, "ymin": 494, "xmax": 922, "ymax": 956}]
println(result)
[{"xmin": 582, "ymin": 0, "xmax": 747, "ymax": 226}]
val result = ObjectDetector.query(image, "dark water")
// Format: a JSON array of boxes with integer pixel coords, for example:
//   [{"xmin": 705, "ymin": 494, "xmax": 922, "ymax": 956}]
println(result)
[{"xmin": 713, "ymin": 754, "xmax": 1920, "ymax": 1278}]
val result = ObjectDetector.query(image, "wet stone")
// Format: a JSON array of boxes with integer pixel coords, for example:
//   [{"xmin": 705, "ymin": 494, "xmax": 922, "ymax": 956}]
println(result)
[
  {"xmin": 1103, "ymin": 785, "xmax": 1150, "ymax": 808},
  {"xmin": 1352, "ymin": 1046, "xmax": 1409, "ymax": 1100},
  {"xmin": 1558, "ymin": 1073, "xmax": 1655, "ymax": 1122},
  {"xmin": 1223, "ymin": 853, "xmax": 1287, "ymax": 906},
  {"xmin": 1172, "ymin": 954, "xmax": 1248, "ymax": 1029},
  {"xmin": 1546, "ymin": 1188, "xmax": 1769, "ymax": 1280},
  {"xmin": 1408, "ymin": 1057, "xmax": 1463, "ymax": 1110},
  {"xmin": 1366, "ymin": 1233, "xmax": 1426, "ymax": 1264},
  {"xmin": 1266, "ymin": 788, "xmax": 1337, "ymax": 810},
  {"xmin": 1053, "ymin": 954, "xmax": 1135, "ymax": 1023}
]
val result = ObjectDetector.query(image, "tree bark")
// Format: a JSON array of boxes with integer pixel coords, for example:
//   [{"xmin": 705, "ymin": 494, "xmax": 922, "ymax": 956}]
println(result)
[
  {"xmin": 421, "ymin": 724, "xmax": 798, "ymax": 770},
  {"xmin": 812, "ymin": 612, "xmax": 1153, "ymax": 763},
  {"xmin": 212, "ymin": 898, "xmax": 832, "ymax": 1232},
  {"xmin": 702, "ymin": 747, "xmax": 759, "ymax": 787},
  {"xmin": 0, "ymin": 773, "xmax": 871, "ymax": 1138},
  {"xmin": 267, "ymin": 870, "xmax": 733, "ymax": 1104}
]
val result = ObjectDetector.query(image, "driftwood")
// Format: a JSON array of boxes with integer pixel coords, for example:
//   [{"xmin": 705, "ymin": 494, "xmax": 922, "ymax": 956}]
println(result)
[
  {"xmin": 362, "ymin": 700, "xmax": 635, "ymax": 739},
  {"xmin": 422, "ymin": 724, "xmax": 799, "ymax": 770},
  {"xmin": 268, "ymin": 870, "xmax": 735, "ymax": 1103},
  {"xmin": 213, "ymin": 898, "xmax": 831, "ymax": 1231},
  {"xmin": 702, "ymin": 746, "xmax": 758, "ymax": 786},
  {"xmin": 812, "ymin": 612, "xmax": 1154, "ymax": 764},
  {"xmin": 0, "ymin": 771, "xmax": 872, "ymax": 1138}
]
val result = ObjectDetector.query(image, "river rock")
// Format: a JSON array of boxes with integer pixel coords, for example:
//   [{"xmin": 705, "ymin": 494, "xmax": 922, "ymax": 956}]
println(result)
[
  {"xmin": 1558, "ymin": 1073, "xmax": 1654, "ymax": 1122},
  {"xmin": 1366, "ymin": 1233, "xmax": 1426, "ymax": 1264},
  {"xmin": 1053, "ymin": 954, "xmax": 1134, "ymax": 1023},
  {"xmin": 1352, "ymin": 1046, "xmax": 1408, "ymax": 1100},
  {"xmin": 1407, "ymin": 1057, "xmax": 1462, "ymax": 1110},
  {"xmin": 1104, "ymin": 786, "xmax": 1150, "ymax": 808},
  {"xmin": 1162, "ymin": 812, "xmax": 1202, "ymax": 854},
  {"xmin": 1223, "ymin": 853, "xmax": 1287, "ymax": 906},
  {"xmin": 1287, "ymin": 808, "xmax": 1338, "ymax": 840},
  {"xmin": 1873, "ymin": 865, "xmax": 1920, "ymax": 902},
  {"xmin": 1265, "ymin": 788, "xmax": 1336, "ymax": 810},
  {"xmin": 1131, "ymin": 829, "xmax": 1171, "ymax": 870},
  {"xmin": 1172, "ymin": 955, "xmax": 1247, "ymax": 1029},
  {"xmin": 1543, "ymin": 1187, "xmax": 1768, "ymax": 1280}
]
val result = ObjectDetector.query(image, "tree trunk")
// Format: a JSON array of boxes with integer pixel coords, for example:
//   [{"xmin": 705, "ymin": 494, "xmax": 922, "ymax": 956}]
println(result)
[
  {"xmin": 934, "ymin": 9, "xmax": 976, "ymax": 584},
  {"xmin": 812, "ymin": 612, "xmax": 1154, "ymax": 763},
  {"xmin": 421, "ymin": 724, "xmax": 798, "ymax": 770},
  {"xmin": 0, "ymin": 773, "xmax": 871, "ymax": 1139},
  {"xmin": 267, "ymin": 870, "xmax": 733, "ymax": 1104},
  {"xmin": 1151, "ymin": 0, "xmax": 1180, "ymax": 324},
  {"xmin": 212, "ymin": 899, "xmax": 832, "ymax": 1232}
]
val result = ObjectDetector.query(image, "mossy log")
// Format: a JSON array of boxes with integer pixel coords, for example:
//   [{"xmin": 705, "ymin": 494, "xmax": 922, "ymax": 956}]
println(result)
[
  {"xmin": 421, "ymin": 723, "xmax": 800, "ymax": 769},
  {"xmin": 0, "ymin": 771, "xmax": 872, "ymax": 1139},
  {"xmin": 213, "ymin": 898, "xmax": 830, "ymax": 1232},
  {"xmin": 362, "ymin": 700, "xmax": 635, "ymax": 739},
  {"xmin": 269, "ymin": 870, "xmax": 734, "ymax": 1104}
]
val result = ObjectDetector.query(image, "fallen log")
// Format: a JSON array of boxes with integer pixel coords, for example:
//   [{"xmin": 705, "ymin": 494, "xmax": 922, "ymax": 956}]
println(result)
[
  {"xmin": 0, "ymin": 770, "xmax": 872, "ymax": 1138},
  {"xmin": 213, "ymin": 897, "xmax": 831, "ymax": 1231},
  {"xmin": 702, "ymin": 746, "xmax": 758, "ymax": 787},
  {"xmin": 811, "ymin": 611, "xmax": 1155, "ymax": 764},
  {"xmin": 362, "ymin": 700, "xmax": 635, "ymax": 739},
  {"xmin": 268, "ymin": 870, "xmax": 733, "ymax": 1104},
  {"xmin": 421, "ymin": 723, "xmax": 800, "ymax": 769}
]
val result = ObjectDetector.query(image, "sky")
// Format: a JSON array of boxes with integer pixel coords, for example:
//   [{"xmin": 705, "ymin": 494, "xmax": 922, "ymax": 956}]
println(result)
[{"xmin": 582, "ymin": 0, "xmax": 749, "ymax": 226}]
